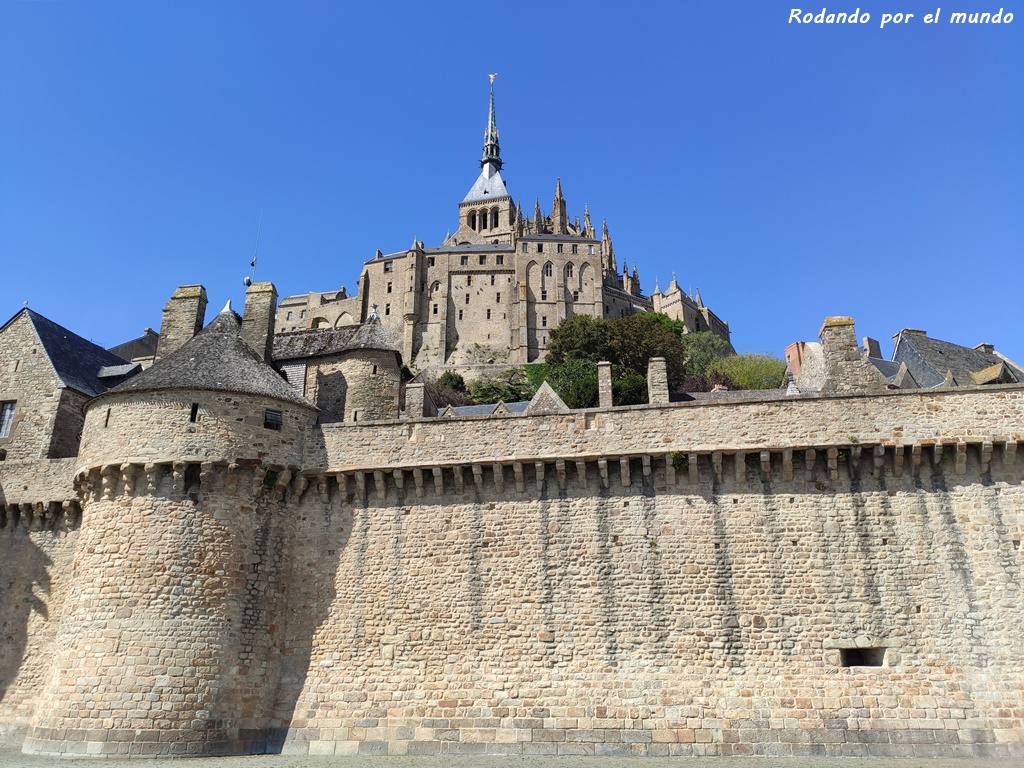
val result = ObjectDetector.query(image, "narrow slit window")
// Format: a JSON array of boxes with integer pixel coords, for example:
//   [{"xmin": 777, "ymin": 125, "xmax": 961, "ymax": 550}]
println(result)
[
  {"xmin": 840, "ymin": 648, "xmax": 885, "ymax": 667},
  {"xmin": 189, "ymin": 403, "xmax": 199, "ymax": 422},
  {"xmin": 105, "ymin": 407, "xmax": 112, "ymax": 428}
]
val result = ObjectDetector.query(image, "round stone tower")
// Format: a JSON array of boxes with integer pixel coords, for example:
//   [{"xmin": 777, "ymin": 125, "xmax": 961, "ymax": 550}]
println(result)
[{"xmin": 23, "ymin": 302, "xmax": 317, "ymax": 758}]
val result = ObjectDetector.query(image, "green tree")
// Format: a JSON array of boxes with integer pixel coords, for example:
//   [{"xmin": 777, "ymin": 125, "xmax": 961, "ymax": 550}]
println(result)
[
  {"xmin": 608, "ymin": 313, "xmax": 687, "ymax": 388},
  {"xmin": 678, "ymin": 331, "xmax": 732, "ymax": 378},
  {"xmin": 545, "ymin": 359, "xmax": 599, "ymax": 409},
  {"xmin": 545, "ymin": 314, "xmax": 613, "ymax": 365},
  {"xmin": 469, "ymin": 368, "xmax": 535, "ymax": 404},
  {"xmin": 708, "ymin": 353, "xmax": 787, "ymax": 391}
]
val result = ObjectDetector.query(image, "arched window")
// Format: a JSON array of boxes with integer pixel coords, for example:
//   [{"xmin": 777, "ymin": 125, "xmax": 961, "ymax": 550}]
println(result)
[
  {"xmin": 468, "ymin": 211, "xmax": 477, "ymax": 230},
  {"xmin": 491, "ymin": 208, "xmax": 499, "ymax": 229},
  {"xmin": 566, "ymin": 263, "xmax": 574, "ymax": 278},
  {"xmin": 543, "ymin": 263, "xmax": 553, "ymax": 278}
]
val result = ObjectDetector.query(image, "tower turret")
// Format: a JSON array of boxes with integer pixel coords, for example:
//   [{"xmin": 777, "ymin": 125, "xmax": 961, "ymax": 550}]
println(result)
[{"xmin": 24, "ymin": 286, "xmax": 318, "ymax": 758}]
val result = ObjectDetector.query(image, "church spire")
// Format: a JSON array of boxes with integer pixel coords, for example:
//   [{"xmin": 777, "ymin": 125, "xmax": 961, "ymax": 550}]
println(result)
[{"xmin": 481, "ymin": 74, "xmax": 502, "ymax": 171}]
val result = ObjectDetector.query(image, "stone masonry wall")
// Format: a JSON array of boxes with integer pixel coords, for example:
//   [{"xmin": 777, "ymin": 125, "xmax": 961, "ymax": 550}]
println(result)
[
  {"xmin": 271, "ymin": 444, "xmax": 1023, "ymax": 757},
  {"xmin": 0, "ymin": 517, "xmax": 78, "ymax": 746},
  {"xmin": 22, "ymin": 463, "xmax": 292, "ymax": 758},
  {"xmin": 79, "ymin": 391, "xmax": 315, "ymax": 469}
]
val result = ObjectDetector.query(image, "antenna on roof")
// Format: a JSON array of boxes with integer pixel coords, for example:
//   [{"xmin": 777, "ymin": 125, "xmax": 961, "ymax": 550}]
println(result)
[{"xmin": 243, "ymin": 208, "xmax": 263, "ymax": 287}]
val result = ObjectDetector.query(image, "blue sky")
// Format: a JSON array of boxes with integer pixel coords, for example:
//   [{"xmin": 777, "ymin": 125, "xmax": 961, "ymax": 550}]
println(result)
[{"xmin": 2, "ymin": 1, "xmax": 1021, "ymax": 363}]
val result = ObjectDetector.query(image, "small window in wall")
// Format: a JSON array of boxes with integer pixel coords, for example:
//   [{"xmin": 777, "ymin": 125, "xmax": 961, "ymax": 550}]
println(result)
[
  {"xmin": 189, "ymin": 403, "xmax": 199, "ymax": 423},
  {"xmin": 467, "ymin": 275, "xmax": 472, "ymax": 286},
  {"xmin": 383, "ymin": 262, "xmax": 393, "ymax": 273},
  {"xmin": 264, "ymin": 410, "xmax": 283, "ymax": 431},
  {"xmin": 460, "ymin": 255, "xmax": 469, "ymax": 266},
  {"xmin": 486, "ymin": 309, "xmax": 492, "ymax": 320},
  {"xmin": 840, "ymin": 648, "xmax": 886, "ymax": 667},
  {"xmin": 0, "ymin": 449, "xmax": 6, "ymax": 461},
  {"xmin": 542, "ymin": 316, "xmax": 548, "ymax": 327},
  {"xmin": 458, "ymin": 309, "xmax": 463, "ymax": 320},
  {"xmin": 433, "ymin": 303, "xmax": 438, "ymax": 315},
  {"xmin": 300, "ymin": 310, "xmax": 307, "ymax": 319},
  {"xmin": 104, "ymin": 408, "xmax": 112, "ymax": 428},
  {"xmin": 465, "ymin": 294, "xmax": 470, "ymax": 304},
  {"xmin": 385, "ymin": 304, "xmax": 391, "ymax": 316},
  {"xmin": 521, "ymin": 243, "xmax": 527, "ymax": 253},
  {"xmin": 541, "ymin": 289, "xmax": 548, "ymax": 301},
  {"xmin": 372, "ymin": 365, "xmax": 378, "ymax": 375},
  {"xmin": 286, "ymin": 311, "xmax": 293, "ymax": 321},
  {"xmin": 0, "ymin": 401, "xmax": 16, "ymax": 438},
  {"xmin": 496, "ymin": 292, "xmax": 501, "ymax": 303},
  {"xmin": 588, "ymin": 245, "xmax": 594, "ymax": 254},
  {"xmin": 537, "ymin": 243, "xmax": 544, "ymax": 253},
  {"xmin": 479, "ymin": 255, "xmax": 487, "ymax": 265},
  {"xmin": 544, "ymin": 263, "xmax": 553, "ymax": 277},
  {"xmin": 572, "ymin": 244, "xmax": 578, "ymax": 254},
  {"xmin": 567, "ymin": 264, "xmax": 574, "ymax": 277},
  {"xmin": 573, "ymin": 291, "xmax": 579, "ymax": 301},
  {"xmin": 387, "ymin": 281, "xmax": 393, "ymax": 293},
  {"xmin": 428, "ymin": 257, "xmax": 435, "ymax": 267},
  {"xmin": 496, "ymin": 255, "xmax": 504, "ymax": 265},
  {"xmin": 557, "ymin": 244, "xmax": 564, "ymax": 254}
]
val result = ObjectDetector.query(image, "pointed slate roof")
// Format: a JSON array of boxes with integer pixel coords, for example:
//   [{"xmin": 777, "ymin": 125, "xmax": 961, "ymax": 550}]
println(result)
[
  {"xmin": 1, "ymin": 308, "xmax": 133, "ymax": 397},
  {"xmin": 525, "ymin": 381, "xmax": 570, "ymax": 415},
  {"xmin": 463, "ymin": 163, "xmax": 509, "ymax": 203},
  {"xmin": 104, "ymin": 308, "xmax": 314, "ymax": 408}
]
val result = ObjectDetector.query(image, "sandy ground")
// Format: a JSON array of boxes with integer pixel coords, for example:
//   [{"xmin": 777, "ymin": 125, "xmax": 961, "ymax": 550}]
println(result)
[{"xmin": 2, "ymin": 749, "xmax": 1022, "ymax": 768}]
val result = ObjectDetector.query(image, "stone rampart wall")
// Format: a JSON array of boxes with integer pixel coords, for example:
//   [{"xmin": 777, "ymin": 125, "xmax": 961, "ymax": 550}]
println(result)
[
  {"xmin": 310, "ymin": 386, "xmax": 1024, "ymax": 473},
  {"xmin": 0, "ymin": 517, "xmax": 79, "ymax": 745},
  {"xmin": 271, "ymin": 445, "xmax": 1023, "ymax": 757}
]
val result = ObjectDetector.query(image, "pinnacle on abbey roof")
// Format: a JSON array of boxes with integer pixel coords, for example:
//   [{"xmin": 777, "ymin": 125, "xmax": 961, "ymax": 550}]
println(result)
[
  {"xmin": 481, "ymin": 74, "xmax": 502, "ymax": 172},
  {"xmin": 462, "ymin": 75, "xmax": 510, "ymax": 203}
]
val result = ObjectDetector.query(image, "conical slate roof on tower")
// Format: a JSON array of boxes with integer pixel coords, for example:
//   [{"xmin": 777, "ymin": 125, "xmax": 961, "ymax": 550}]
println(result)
[{"xmin": 104, "ymin": 303, "xmax": 314, "ymax": 407}]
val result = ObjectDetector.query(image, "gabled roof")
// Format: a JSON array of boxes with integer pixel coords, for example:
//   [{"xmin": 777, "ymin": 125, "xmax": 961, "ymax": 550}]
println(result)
[
  {"xmin": 104, "ymin": 308, "xmax": 314, "ymax": 408},
  {"xmin": 0, "ymin": 308, "xmax": 132, "ymax": 397},
  {"xmin": 893, "ymin": 331, "xmax": 1024, "ymax": 388}
]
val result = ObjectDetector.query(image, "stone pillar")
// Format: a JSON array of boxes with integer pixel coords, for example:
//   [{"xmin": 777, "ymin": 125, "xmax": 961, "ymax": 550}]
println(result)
[
  {"xmin": 241, "ymin": 282, "xmax": 278, "ymax": 363},
  {"xmin": 647, "ymin": 357, "xmax": 669, "ymax": 405},
  {"xmin": 156, "ymin": 285, "xmax": 207, "ymax": 361},
  {"xmin": 598, "ymin": 361, "xmax": 613, "ymax": 408}
]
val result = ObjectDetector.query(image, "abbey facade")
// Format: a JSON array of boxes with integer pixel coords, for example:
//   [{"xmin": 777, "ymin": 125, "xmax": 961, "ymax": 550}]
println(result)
[{"xmin": 274, "ymin": 83, "xmax": 730, "ymax": 371}]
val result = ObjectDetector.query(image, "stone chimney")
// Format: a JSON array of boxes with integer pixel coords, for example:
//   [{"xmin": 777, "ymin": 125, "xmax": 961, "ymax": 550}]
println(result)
[
  {"xmin": 647, "ymin": 357, "xmax": 669, "ymax": 405},
  {"xmin": 862, "ymin": 337, "xmax": 882, "ymax": 359},
  {"xmin": 820, "ymin": 317, "xmax": 888, "ymax": 395},
  {"xmin": 597, "ymin": 361, "xmax": 613, "ymax": 408},
  {"xmin": 156, "ymin": 285, "xmax": 207, "ymax": 361},
  {"xmin": 241, "ymin": 282, "xmax": 278, "ymax": 363},
  {"xmin": 974, "ymin": 342, "xmax": 995, "ymax": 355}
]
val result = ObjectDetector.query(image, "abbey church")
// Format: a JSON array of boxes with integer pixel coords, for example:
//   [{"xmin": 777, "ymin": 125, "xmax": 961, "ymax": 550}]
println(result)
[{"xmin": 274, "ymin": 81, "xmax": 730, "ymax": 370}]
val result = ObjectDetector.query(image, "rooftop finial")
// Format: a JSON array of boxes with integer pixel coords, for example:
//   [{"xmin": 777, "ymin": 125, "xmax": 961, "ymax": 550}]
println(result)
[
  {"xmin": 481, "ymin": 74, "xmax": 502, "ymax": 171},
  {"xmin": 219, "ymin": 300, "xmax": 233, "ymax": 315}
]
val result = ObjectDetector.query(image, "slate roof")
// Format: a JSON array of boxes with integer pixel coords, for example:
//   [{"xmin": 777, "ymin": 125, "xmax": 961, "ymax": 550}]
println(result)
[
  {"xmin": 449, "ymin": 401, "xmax": 529, "ymax": 417},
  {"xmin": 462, "ymin": 165, "xmax": 510, "ymax": 203},
  {"xmin": 104, "ymin": 309, "xmax": 314, "ymax": 408},
  {"xmin": 273, "ymin": 315, "xmax": 400, "ymax": 363},
  {"xmin": 893, "ymin": 332, "xmax": 1024, "ymax": 388},
  {"xmin": 868, "ymin": 358, "xmax": 902, "ymax": 383},
  {"xmin": 1, "ymin": 308, "xmax": 133, "ymax": 397},
  {"xmin": 108, "ymin": 328, "xmax": 159, "ymax": 362}
]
